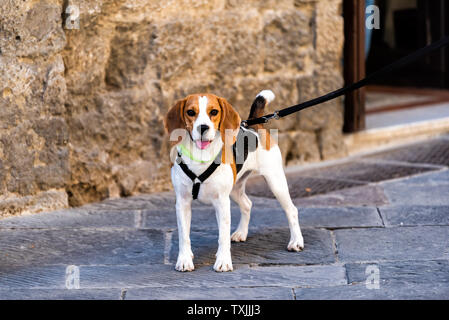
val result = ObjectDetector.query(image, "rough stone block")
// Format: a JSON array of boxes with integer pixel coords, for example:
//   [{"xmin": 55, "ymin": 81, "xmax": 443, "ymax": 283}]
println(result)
[
  {"xmin": 382, "ymin": 183, "xmax": 449, "ymax": 206},
  {"xmin": 282, "ymin": 131, "xmax": 322, "ymax": 165},
  {"xmin": 246, "ymin": 173, "xmax": 364, "ymax": 199},
  {"xmin": 169, "ymin": 228, "xmax": 335, "ymax": 266},
  {"xmin": 298, "ymin": 161, "xmax": 436, "ymax": 183},
  {"xmin": 0, "ymin": 1, "xmax": 66, "ymax": 57},
  {"xmin": 143, "ymin": 205, "xmax": 383, "ymax": 232},
  {"xmin": 147, "ymin": 206, "xmax": 383, "ymax": 230},
  {"xmin": 125, "ymin": 286, "xmax": 294, "ymax": 300},
  {"xmin": 293, "ymin": 185, "xmax": 389, "ymax": 207},
  {"xmin": 299, "ymin": 207, "xmax": 383, "ymax": 228},
  {"xmin": 105, "ymin": 23, "xmax": 158, "ymax": 89},
  {"xmin": 315, "ymin": 0, "xmax": 344, "ymax": 66},
  {"xmin": 294, "ymin": 283, "xmax": 449, "ymax": 300},
  {"xmin": 295, "ymin": 260, "xmax": 449, "ymax": 299},
  {"xmin": 0, "ymin": 229, "xmax": 165, "ymax": 267},
  {"xmin": 262, "ymin": 9, "xmax": 313, "ymax": 72},
  {"xmin": 0, "ymin": 208, "xmax": 137, "ymax": 229},
  {"xmin": 69, "ymin": 264, "xmax": 347, "ymax": 289},
  {"xmin": 0, "ymin": 289, "xmax": 121, "ymax": 300},
  {"xmin": 0, "ymin": 265, "xmax": 67, "ymax": 289},
  {"xmin": 0, "ymin": 190, "xmax": 69, "ymax": 218},
  {"xmin": 345, "ymin": 260, "xmax": 449, "ymax": 286},
  {"xmin": 335, "ymin": 226, "xmax": 449, "ymax": 262},
  {"xmin": 379, "ymin": 205, "xmax": 449, "ymax": 227},
  {"xmin": 387, "ymin": 169, "xmax": 449, "ymax": 186},
  {"xmin": 156, "ymin": 11, "xmax": 262, "ymax": 83}
]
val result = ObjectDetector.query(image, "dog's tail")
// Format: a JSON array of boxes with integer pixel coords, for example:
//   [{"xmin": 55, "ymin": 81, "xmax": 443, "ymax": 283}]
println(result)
[{"xmin": 247, "ymin": 90, "xmax": 275, "ymax": 126}]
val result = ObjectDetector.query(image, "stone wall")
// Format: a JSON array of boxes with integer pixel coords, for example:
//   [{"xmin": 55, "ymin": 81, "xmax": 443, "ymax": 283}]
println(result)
[
  {"xmin": 0, "ymin": 0, "xmax": 345, "ymax": 217},
  {"xmin": 0, "ymin": 0, "xmax": 70, "ymax": 216}
]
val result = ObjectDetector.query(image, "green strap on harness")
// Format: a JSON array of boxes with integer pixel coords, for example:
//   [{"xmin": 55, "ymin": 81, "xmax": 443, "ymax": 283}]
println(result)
[{"xmin": 177, "ymin": 143, "xmax": 220, "ymax": 164}]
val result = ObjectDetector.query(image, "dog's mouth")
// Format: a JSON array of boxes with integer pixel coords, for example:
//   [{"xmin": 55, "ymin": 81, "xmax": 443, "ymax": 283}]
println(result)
[{"xmin": 195, "ymin": 140, "xmax": 212, "ymax": 150}]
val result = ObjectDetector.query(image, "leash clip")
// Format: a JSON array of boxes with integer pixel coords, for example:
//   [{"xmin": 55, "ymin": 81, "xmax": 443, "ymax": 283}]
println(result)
[
  {"xmin": 264, "ymin": 111, "xmax": 280, "ymax": 122},
  {"xmin": 240, "ymin": 110, "xmax": 280, "ymax": 128}
]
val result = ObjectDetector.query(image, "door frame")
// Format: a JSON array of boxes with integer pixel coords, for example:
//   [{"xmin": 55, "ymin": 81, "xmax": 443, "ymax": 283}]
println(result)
[{"xmin": 343, "ymin": 0, "xmax": 366, "ymax": 133}]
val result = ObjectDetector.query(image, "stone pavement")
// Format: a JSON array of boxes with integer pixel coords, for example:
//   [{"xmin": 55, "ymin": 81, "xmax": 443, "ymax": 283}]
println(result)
[{"xmin": 0, "ymin": 136, "xmax": 449, "ymax": 300}]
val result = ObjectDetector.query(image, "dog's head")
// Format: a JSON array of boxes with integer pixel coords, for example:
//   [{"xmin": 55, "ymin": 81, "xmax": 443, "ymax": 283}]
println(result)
[{"xmin": 164, "ymin": 94, "xmax": 241, "ymax": 149}]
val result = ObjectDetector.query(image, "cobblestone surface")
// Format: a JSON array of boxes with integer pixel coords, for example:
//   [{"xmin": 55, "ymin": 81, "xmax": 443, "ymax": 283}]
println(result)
[{"xmin": 0, "ymin": 136, "xmax": 448, "ymax": 300}]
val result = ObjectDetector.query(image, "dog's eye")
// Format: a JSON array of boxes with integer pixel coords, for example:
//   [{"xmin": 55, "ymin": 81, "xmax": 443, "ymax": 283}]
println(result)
[
  {"xmin": 186, "ymin": 110, "xmax": 196, "ymax": 117},
  {"xmin": 210, "ymin": 109, "xmax": 218, "ymax": 116}
]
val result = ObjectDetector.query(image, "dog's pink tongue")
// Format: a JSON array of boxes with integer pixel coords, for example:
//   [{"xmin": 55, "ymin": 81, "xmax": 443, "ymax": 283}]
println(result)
[{"xmin": 196, "ymin": 140, "xmax": 211, "ymax": 150}]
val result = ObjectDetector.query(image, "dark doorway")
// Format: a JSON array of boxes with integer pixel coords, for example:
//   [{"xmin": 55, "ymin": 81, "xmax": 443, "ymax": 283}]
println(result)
[
  {"xmin": 343, "ymin": 0, "xmax": 449, "ymax": 133},
  {"xmin": 366, "ymin": 0, "xmax": 449, "ymax": 88}
]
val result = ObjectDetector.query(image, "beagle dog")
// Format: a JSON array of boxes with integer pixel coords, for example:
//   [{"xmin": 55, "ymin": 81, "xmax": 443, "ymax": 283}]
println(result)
[{"xmin": 164, "ymin": 90, "xmax": 304, "ymax": 272}]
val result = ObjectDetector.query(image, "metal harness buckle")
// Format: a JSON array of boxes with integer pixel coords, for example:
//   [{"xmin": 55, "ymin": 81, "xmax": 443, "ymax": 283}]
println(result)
[
  {"xmin": 264, "ymin": 111, "xmax": 280, "ymax": 122},
  {"xmin": 241, "ymin": 110, "xmax": 280, "ymax": 128}
]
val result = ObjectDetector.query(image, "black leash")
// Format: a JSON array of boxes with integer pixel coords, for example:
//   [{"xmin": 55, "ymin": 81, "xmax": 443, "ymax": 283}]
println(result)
[
  {"xmin": 176, "ymin": 36, "xmax": 449, "ymax": 199},
  {"xmin": 242, "ymin": 36, "xmax": 449, "ymax": 128},
  {"xmin": 176, "ymin": 151, "xmax": 222, "ymax": 200}
]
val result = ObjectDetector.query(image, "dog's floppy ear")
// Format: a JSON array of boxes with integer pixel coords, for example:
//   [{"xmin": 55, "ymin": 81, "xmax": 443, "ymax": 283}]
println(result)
[
  {"xmin": 217, "ymin": 97, "xmax": 241, "ymax": 145},
  {"xmin": 164, "ymin": 98, "xmax": 187, "ymax": 134},
  {"xmin": 164, "ymin": 98, "xmax": 187, "ymax": 145}
]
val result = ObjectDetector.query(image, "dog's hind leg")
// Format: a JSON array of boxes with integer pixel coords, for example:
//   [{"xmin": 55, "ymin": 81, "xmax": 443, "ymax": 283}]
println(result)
[
  {"xmin": 230, "ymin": 171, "xmax": 253, "ymax": 242},
  {"xmin": 258, "ymin": 146, "xmax": 304, "ymax": 252}
]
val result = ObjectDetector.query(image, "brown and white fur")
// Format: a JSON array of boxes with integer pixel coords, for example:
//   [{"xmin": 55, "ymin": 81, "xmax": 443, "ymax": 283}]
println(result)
[{"xmin": 164, "ymin": 90, "xmax": 304, "ymax": 272}]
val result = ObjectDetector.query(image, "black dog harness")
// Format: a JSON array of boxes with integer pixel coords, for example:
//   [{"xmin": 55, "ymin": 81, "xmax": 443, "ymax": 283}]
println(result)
[
  {"xmin": 176, "ymin": 126, "xmax": 258, "ymax": 199},
  {"xmin": 232, "ymin": 126, "xmax": 258, "ymax": 174},
  {"xmin": 176, "ymin": 150, "xmax": 222, "ymax": 200}
]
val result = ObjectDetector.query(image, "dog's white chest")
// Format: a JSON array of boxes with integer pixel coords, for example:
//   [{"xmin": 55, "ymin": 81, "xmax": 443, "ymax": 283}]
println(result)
[{"xmin": 172, "ymin": 162, "xmax": 234, "ymax": 204}]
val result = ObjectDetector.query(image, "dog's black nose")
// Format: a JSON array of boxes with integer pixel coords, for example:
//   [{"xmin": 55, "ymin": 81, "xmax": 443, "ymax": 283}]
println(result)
[{"xmin": 198, "ymin": 124, "xmax": 209, "ymax": 135}]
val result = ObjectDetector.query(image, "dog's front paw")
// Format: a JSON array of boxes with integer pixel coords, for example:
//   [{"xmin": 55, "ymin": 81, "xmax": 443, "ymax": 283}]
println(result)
[
  {"xmin": 175, "ymin": 254, "xmax": 195, "ymax": 272},
  {"xmin": 287, "ymin": 236, "xmax": 304, "ymax": 252},
  {"xmin": 214, "ymin": 253, "xmax": 233, "ymax": 272},
  {"xmin": 231, "ymin": 229, "xmax": 248, "ymax": 242}
]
